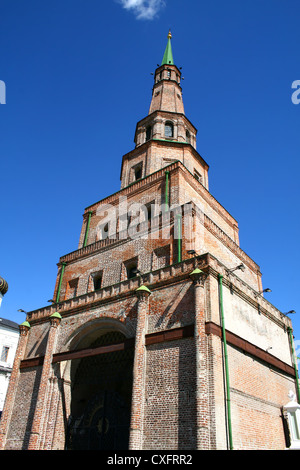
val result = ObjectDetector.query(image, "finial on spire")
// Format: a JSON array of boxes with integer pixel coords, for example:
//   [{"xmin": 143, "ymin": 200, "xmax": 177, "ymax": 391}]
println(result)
[{"xmin": 168, "ymin": 30, "xmax": 172, "ymax": 39}]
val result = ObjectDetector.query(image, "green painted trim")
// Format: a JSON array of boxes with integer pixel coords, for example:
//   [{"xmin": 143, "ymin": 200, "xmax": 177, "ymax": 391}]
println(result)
[
  {"xmin": 56, "ymin": 262, "xmax": 66, "ymax": 303},
  {"xmin": 288, "ymin": 327, "xmax": 300, "ymax": 403},
  {"xmin": 50, "ymin": 312, "xmax": 62, "ymax": 320},
  {"xmin": 136, "ymin": 285, "xmax": 151, "ymax": 294},
  {"xmin": 165, "ymin": 170, "xmax": 169, "ymax": 210},
  {"xmin": 83, "ymin": 211, "xmax": 92, "ymax": 248},
  {"xmin": 176, "ymin": 214, "xmax": 182, "ymax": 263},
  {"xmin": 218, "ymin": 274, "xmax": 234, "ymax": 450},
  {"xmin": 152, "ymin": 138, "xmax": 184, "ymax": 144},
  {"xmin": 189, "ymin": 268, "xmax": 204, "ymax": 276}
]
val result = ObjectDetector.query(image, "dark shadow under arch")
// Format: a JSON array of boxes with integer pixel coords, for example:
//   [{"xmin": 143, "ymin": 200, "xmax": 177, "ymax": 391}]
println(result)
[{"xmin": 65, "ymin": 330, "xmax": 134, "ymax": 450}]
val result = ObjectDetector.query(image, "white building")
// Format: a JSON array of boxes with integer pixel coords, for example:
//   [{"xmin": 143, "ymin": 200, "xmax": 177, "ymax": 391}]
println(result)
[
  {"xmin": 0, "ymin": 276, "xmax": 19, "ymax": 418},
  {"xmin": 0, "ymin": 318, "xmax": 19, "ymax": 417}
]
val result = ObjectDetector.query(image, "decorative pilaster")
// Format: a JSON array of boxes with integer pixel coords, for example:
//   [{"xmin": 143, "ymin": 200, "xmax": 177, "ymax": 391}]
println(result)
[
  {"xmin": 129, "ymin": 285, "xmax": 151, "ymax": 450},
  {"xmin": 27, "ymin": 312, "xmax": 62, "ymax": 450},
  {"xmin": 0, "ymin": 321, "xmax": 30, "ymax": 450},
  {"xmin": 189, "ymin": 268, "xmax": 209, "ymax": 449},
  {"xmin": 41, "ymin": 364, "xmax": 62, "ymax": 450}
]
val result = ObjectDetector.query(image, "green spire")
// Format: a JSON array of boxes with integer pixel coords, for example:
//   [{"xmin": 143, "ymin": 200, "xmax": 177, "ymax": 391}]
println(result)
[{"xmin": 161, "ymin": 30, "xmax": 174, "ymax": 66}]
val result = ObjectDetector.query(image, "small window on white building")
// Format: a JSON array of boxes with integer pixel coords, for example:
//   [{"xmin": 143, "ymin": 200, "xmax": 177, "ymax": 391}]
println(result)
[{"xmin": 1, "ymin": 346, "xmax": 9, "ymax": 363}]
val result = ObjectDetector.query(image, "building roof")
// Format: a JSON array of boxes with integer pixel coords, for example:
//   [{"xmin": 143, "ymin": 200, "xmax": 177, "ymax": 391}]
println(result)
[
  {"xmin": 161, "ymin": 30, "xmax": 174, "ymax": 65},
  {"xmin": 0, "ymin": 317, "xmax": 19, "ymax": 331},
  {"xmin": 0, "ymin": 277, "xmax": 8, "ymax": 296}
]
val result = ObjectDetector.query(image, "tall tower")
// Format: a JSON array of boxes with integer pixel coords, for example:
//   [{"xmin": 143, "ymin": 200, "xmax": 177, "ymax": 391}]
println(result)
[
  {"xmin": 0, "ymin": 32, "xmax": 298, "ymax": 452},
  {"xmin": 121, "ymin": 30, "xmax": 208, "ymax": 192}
]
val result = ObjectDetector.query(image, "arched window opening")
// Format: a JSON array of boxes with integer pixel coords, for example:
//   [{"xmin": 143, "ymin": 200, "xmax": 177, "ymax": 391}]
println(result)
[
  {"xmin": 96, "ymin": 221, "xmax": 112, "ymax": 241},
  {"xmin": 194, "ymin": 169, "xmax": 202, "ymax": 184},
  {"xmin": 93, "ymin": 272, "xmax": 103, "ymax": 291},
  {"xmin": 100, "ymin": 223, "xmax": 109, "ymax": 239},
  {"xmin": 165, "ymin": 122, "xmax": 174, "ymax": 138},
  {"xmin": 124, "ymin": 257, "xmax": 139, "ymax": 280},
  {"xmin": 66, "ymin": 278, "xmax": 79, "ymax": 299},
  {"xmin": 127, "ymin": 263, "xmax": 138, "ymax": 279},
  {"xmin": 146, "ymin": 126, "xmax": 152, "ymax": 142},
  {"xmin": 186, "ymin": 130, "xmax": 191, "ymax": 144},
  {"xmin": 134, "ymin": 164, "xmax": 142, "ymax": 181}
]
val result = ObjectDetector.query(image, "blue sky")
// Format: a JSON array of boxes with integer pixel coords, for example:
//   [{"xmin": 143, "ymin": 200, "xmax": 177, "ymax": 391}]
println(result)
[{"xmin": 0, "ymin": 1, "xmax": 299, "ymax": 352}]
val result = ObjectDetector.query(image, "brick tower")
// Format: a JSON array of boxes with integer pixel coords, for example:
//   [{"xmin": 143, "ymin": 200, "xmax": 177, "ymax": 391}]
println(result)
[{"xmin": 0, "ymin": 32, "xmax": 299, "ymax": 451}]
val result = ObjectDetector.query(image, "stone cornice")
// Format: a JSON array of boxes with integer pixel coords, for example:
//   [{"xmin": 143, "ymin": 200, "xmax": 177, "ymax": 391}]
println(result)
[
  {"xmin": 61, "ymin": 198, "xmax": 247, "ymax": 281},
  {"xmin": 27, "ymin": 253, "xmax": 289, "ymax": 334},
  {"xmin": 205, "ymin": 321, "xmax": 295, "ymax": 378},
  {"xmin": 134, "ymin": 109, "xmax": 198, "ymax": 134},
  {"xmin": 84, "ymin": 160, "xmax": 236, "ymax": 231},
  {"xmin": 203, "ymin": 255, "xmax": 291, "ymax": 331},
  {"xmin": 19, "ymin": 320, "xmax": 295, "ymax": 379},
  {"xmin": 121, "ymin": 137, "xmax": 209, "ymax": 171}
]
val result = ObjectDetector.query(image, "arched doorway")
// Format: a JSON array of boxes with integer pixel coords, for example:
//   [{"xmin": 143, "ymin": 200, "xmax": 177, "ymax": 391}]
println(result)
[{"xmin": 65, "ymin": 330, "xmax": 134, "ymax": 450}]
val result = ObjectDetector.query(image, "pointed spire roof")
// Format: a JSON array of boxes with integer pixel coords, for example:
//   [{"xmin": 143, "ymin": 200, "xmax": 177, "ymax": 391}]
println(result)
[{"xmin": 161, "ymin": 30, "xmax": 174, "ymax": 65}]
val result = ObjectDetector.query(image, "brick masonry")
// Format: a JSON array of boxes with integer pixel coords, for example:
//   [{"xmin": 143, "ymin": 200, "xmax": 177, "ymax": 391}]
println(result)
[{"xmin": 0, "ymin": 36, "xmax": 298, "ymax": 451}]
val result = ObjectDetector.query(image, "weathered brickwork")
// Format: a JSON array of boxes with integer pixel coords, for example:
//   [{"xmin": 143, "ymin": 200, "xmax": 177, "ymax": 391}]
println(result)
[
  {"xmin": 0, "ymin": 33, "xmax": 297, "ymax": 451},
  {"xmin": 143, "ymin": 338, "xmax": 196, "ymax": 450},
  {"xmin": 5, "ymin": 367, "xmax": 41, "ymax": 450}
]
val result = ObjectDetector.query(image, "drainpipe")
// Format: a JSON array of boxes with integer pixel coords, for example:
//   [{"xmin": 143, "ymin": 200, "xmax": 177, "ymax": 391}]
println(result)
[
  {"xmin": 287, "ymin": 327, "xmax": 300, "ymax": 403},
  {"xmin": 176, "ymin": 213, "xmax": 182, "ymax": 263},
  {"xmin": 56, "ymin": 262, "xmax": 66, "ymax": 303},
  {"xmin": 165, "ymin": 171, "xmax": 169, "ymax": 211},
  {"xmin": 83, "ymin": 211, "xmax": 92, "ymax": 247},
  {"xmin": 218, "ymin": 274, "xmax": 233, "ymax": 450}
]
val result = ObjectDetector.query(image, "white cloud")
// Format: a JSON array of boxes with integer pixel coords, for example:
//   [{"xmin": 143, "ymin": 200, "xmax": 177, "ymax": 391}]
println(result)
[{"xmin": 118, "ymin": 0, "xmax": 166, "ymax": 20}]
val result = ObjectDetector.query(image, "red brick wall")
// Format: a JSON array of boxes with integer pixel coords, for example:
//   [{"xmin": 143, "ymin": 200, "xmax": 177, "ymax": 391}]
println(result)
[
  {"xmin": 5, "ymin": 367, "xmax": 41, "ymax": 450},
  {"xmin": 143, "ymin": 338, "xmax": 196, "ymax": 450}
]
